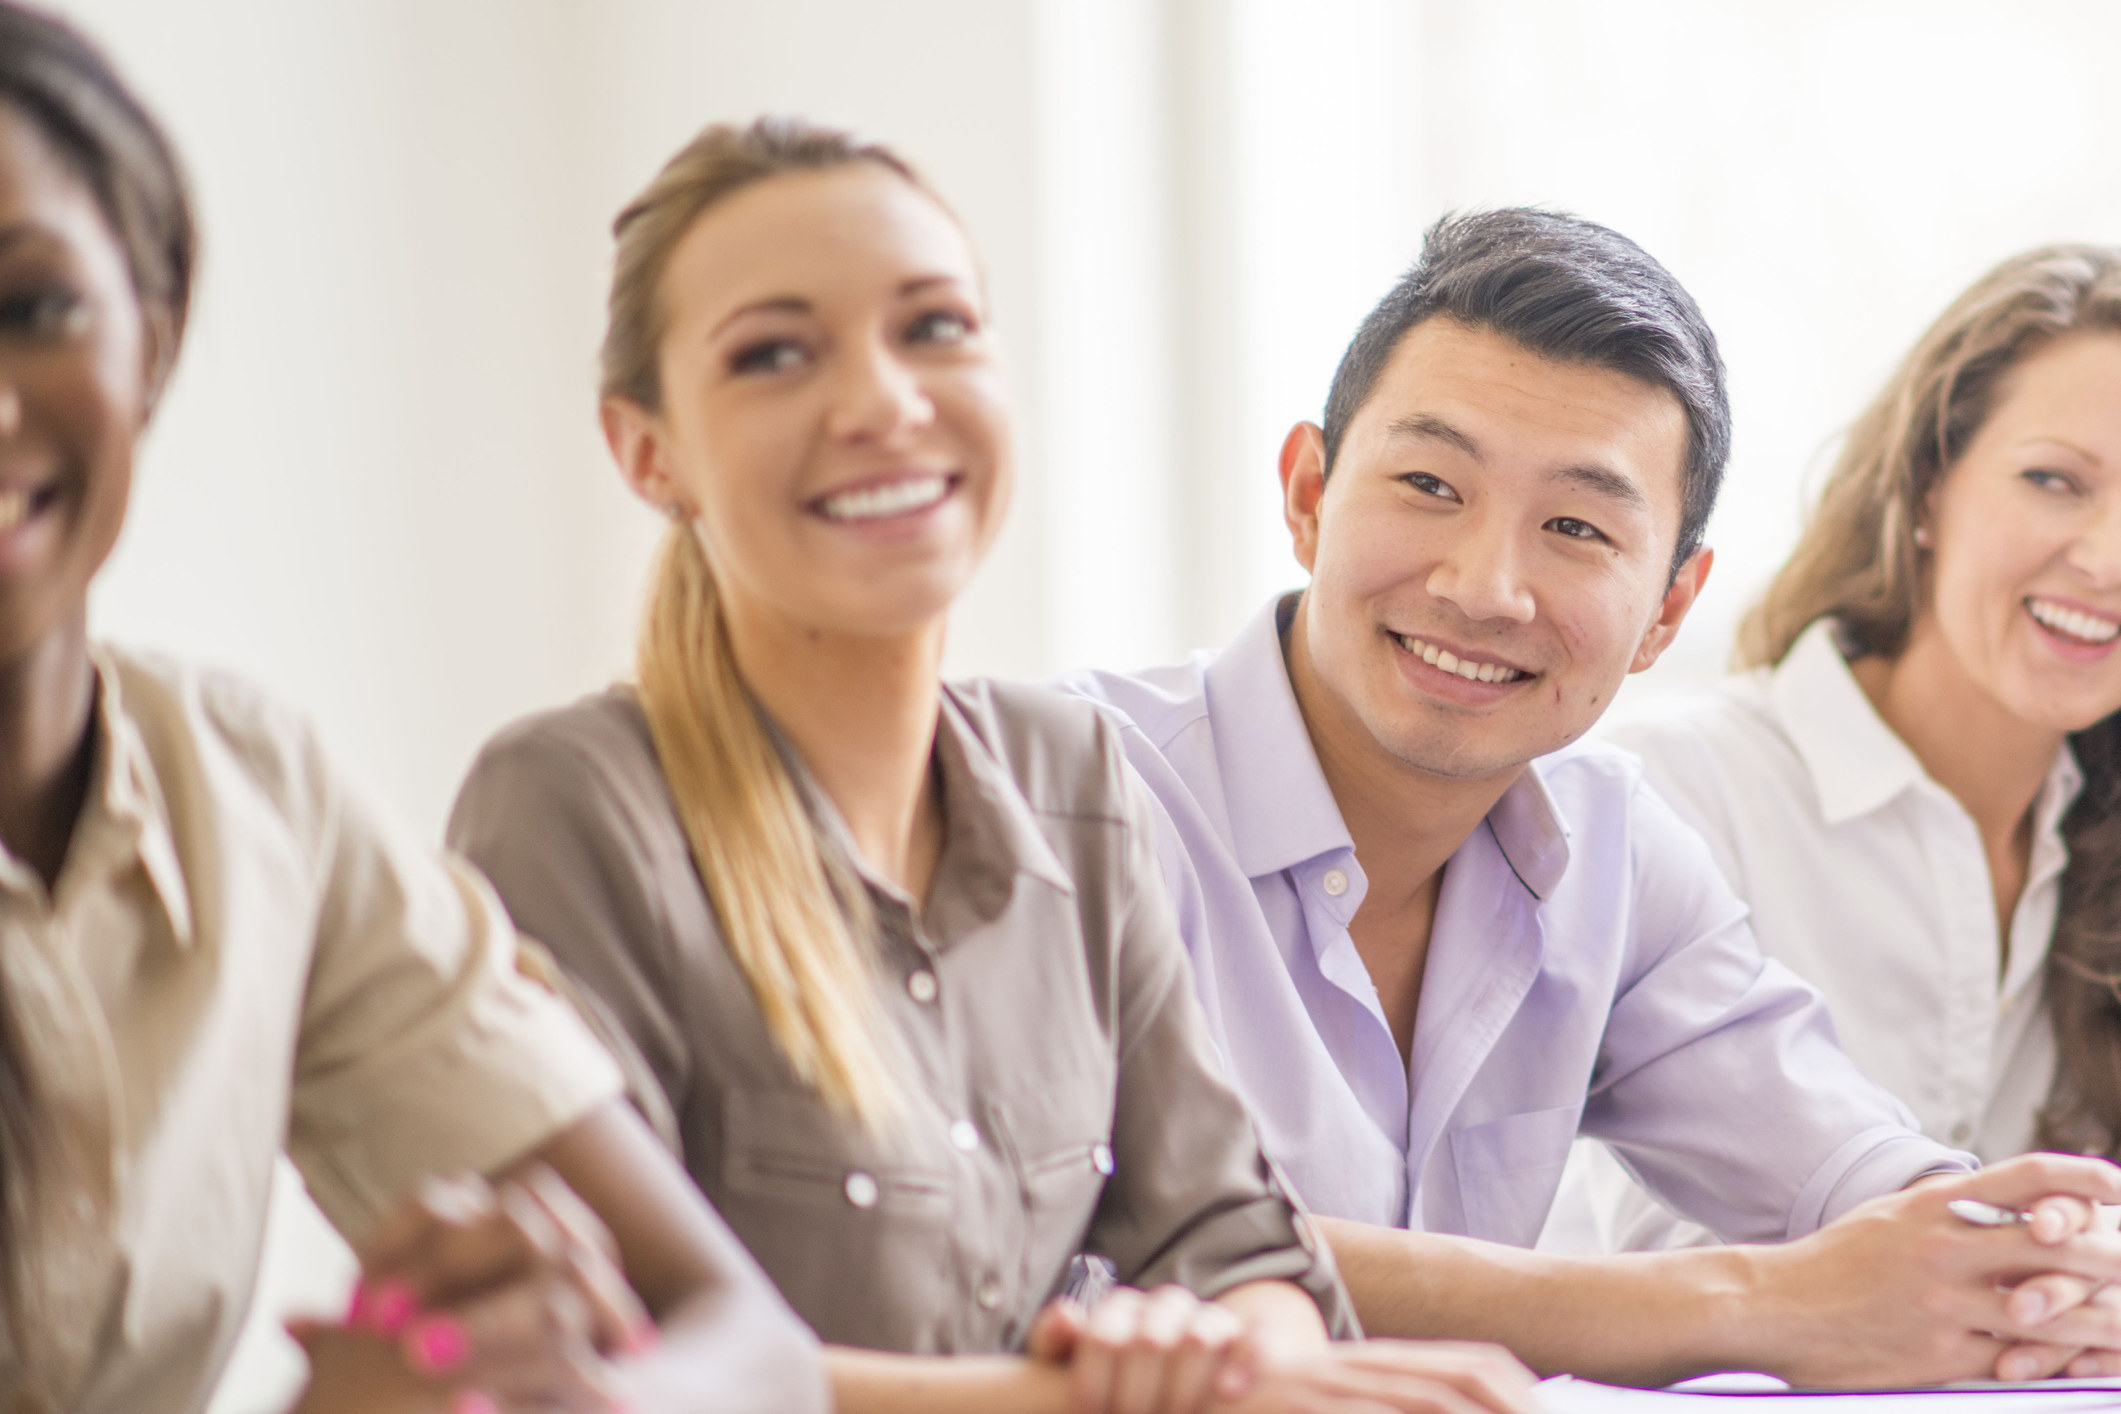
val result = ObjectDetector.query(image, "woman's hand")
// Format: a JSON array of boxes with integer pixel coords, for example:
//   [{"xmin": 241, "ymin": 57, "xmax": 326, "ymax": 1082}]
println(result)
[
  {"xmin": 1027, "ymin": 1284, "xmax": 1266, "ymax": 1413},
  {"xmin": 285, "ymin": 1322, "xmax": 451, "ymax": 1414},
  {"xmin": 353, "ymin": 1165, "xmax": 655, "ymax": 1413},
  {"xmin": 1216, "ymin": 1340, "xmax": 1539, "ymax": 1414}
]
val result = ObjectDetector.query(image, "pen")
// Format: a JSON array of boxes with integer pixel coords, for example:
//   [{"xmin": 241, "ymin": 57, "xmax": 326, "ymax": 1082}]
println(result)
[{"xmin": 1948, "ymin": 1198, "xmax": 2035, "ymax": 1228}]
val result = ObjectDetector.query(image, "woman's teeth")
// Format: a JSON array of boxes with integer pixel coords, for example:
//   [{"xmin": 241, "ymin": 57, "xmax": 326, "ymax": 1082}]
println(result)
[
  {"xmin": 0, "ymin": 488, "xmax": 28, "ymax": 533},
  {"xmin": 2029, "ymin": 597, "xmax": 2121, "ymax": 645},
  {"xmin": 1400, "ymin": 634, "xmax": 1528, "ymax": 684},
  {"xmin": 818, "ymin": 475, "xmax": 950, "ymax": 523}
]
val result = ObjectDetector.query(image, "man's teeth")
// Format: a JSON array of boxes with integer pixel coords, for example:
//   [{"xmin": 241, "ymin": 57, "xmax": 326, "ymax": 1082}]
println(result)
[
  {"xmin": 1400, "ymin": 635, "xmax": 1528, "ymax": 683},
  {"xmin": 2029, "ymin": 597, "xmax": 2121, "ymax": 645},
  {"xmin": 818, "ymin": 475, "xmax": 949, "ymax": 522},
  {"xmin": 0, "ymin": 489, "xmax": 27, "ymax": 533}
]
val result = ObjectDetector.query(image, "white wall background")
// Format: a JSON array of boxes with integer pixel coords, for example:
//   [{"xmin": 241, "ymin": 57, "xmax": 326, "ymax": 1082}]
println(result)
[{"xmin": 34, "ymin": 1, "xmax": 2121, "ymax": 1408}]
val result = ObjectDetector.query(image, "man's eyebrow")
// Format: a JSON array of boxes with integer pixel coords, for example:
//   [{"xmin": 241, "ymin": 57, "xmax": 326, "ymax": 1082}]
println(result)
[
  {"xmin": 1553, "ymin": 462, "xmax": 1650, "ymax": 513},
  {"xmin": 709, "ymin": 296, "xmax": 810, "ymax": 339},
  {"xmin": 1384, "ymin": 414, "xmax": 1481, "ymax": 459}
]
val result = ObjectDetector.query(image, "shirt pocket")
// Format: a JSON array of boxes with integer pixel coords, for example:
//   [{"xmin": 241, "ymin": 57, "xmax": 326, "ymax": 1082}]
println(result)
[
  {"xmin": 993, "ymin": 1082, "xmax": 1116, "ymax": 1301},
  {"xmin": 1447, "ymin": 1103, "xmax": 1584, "ymax": 1246},
  {"xmin": 717, "ymin": 1085, "xmax": 954, "ymax": 1348}
]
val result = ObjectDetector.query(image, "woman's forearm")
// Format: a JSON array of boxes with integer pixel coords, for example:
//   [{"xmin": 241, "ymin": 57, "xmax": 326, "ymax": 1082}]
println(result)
[{"xmin": 827, "ymin": 1348, "xmax": 1073, "ymax": 1414}]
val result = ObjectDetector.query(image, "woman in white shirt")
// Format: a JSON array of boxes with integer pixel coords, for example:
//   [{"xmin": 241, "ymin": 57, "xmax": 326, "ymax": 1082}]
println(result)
[{"xmin": 1569, "ymin": 246, "xmax": 2121, "ymax": 1277}]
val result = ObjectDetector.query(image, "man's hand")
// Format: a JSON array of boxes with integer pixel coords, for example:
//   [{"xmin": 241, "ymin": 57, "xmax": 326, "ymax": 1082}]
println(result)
[{"xmin": 1753, "ymin": 1153, "xmax": 2121, "ymax": 1386}]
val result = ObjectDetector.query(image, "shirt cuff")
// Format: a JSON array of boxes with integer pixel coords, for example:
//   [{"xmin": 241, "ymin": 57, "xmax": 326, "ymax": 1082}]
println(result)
[{"xmin": 1785, "ymin": 1126, "xmax": 1978, "ymax": 1239}]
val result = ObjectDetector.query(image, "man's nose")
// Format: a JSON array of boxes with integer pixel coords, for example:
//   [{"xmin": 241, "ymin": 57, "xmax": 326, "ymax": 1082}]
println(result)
[
  {"xmin": 1425, "ymin": 513, "xmax": 1538, "ymax": 625},
  {"xmin": 825, "ymin": 337, "xmax": 934, "ymax": 444}
]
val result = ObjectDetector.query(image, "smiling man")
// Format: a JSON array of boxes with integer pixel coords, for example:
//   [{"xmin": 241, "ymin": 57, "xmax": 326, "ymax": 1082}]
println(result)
[{"xmin": 1059, "ymin": 209, "xmax": 2121, "ymax": 1387}]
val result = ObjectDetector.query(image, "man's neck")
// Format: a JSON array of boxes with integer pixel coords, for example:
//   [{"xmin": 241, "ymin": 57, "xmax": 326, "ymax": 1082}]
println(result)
[{"xmin": 1282, "ymin": 604, "xmax": 1523, "ymax": 916}]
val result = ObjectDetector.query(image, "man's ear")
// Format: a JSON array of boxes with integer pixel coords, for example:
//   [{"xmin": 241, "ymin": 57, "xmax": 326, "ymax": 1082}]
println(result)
[
  {"xmin": 601, "ymin": 396, "xmax": 691, "ymax": 517},
  {"xmin": 1631, "ymin": 545, "xmax": 1714, "ymax": 673},
  {"xmin": 1280, "ymin": 421, "xmax": 1328, "ymax": 574}
]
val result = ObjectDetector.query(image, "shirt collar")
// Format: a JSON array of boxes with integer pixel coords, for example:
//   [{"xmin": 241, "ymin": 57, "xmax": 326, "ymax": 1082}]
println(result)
[
  {"xmin": 0, "ymin": 652, "xmax": 196, "ymax": 945},
  {"xmin": 1771, "ymin": 618, "xmax": 1932, "ymax": 825},
  {"xmin": 768, "ymin": 686, "xmax": 1075, "ymax": 929},
  {"xmin": 1202, "ymin": 595, "xmax": 1355, "ymax": 879},
  {"xmin": 1204, "ymin": 593, "xmax": 1573, "ymax": 899}
]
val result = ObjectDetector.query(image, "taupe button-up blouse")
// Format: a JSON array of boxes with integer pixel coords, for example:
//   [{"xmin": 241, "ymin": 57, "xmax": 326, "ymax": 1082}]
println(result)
[{"xmin": 449, "ymin": 678, "xmax": 1351, "ymax": 1353}]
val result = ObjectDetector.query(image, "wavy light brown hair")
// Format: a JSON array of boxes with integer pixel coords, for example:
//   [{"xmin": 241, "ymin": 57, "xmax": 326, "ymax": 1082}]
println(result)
[
  {"xmin": 601, "ymin": 117, "xmax": 943, "ymax": 1129},
  {"xmin": 1740, "ymin": 244, "xmax": 2121, "ymax": 1154}
]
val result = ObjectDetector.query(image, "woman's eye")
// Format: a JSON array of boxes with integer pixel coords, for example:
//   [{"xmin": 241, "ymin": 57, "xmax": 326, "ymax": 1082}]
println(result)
[
  {"xmin": 1547, "ymin": 516, "xmax": 1604, "ymax": 542},
  {"xmin": 0, "ymin": 289, "xmax": 86, "ymax": 340},
  {"xmin": 730, "ymin": 339, "xmax": 806, "ymax": 375},
  {"xmin": 1401, "ymin": 473, "xmax": 1461, "ymax": 503},
  {"xmin": 2023, "ymin": 467, "xmax": 2080, "ymax": 494},
  {"xmin": 907, "ymin": 309, "xmax": 972, "ymax": 345}
]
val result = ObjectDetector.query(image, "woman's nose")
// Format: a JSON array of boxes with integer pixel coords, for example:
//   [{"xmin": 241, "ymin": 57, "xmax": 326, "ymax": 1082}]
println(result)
[
  {"xmin": 827, "ymin": 338, "xmax": 934, "ymax": 444},
  {"xmin": 2070, "ymin": 495, "xmax": 2121, "ymax": 587},
  {"xmin": 0, "ymin": 379, "xmax": 20, "ymax": 440}
]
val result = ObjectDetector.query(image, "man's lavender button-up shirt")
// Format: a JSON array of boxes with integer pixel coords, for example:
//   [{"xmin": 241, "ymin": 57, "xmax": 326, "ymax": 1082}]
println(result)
[{"xmin": 1055, "ymin": 596, "xmax": 1970, "ymax": 1246}]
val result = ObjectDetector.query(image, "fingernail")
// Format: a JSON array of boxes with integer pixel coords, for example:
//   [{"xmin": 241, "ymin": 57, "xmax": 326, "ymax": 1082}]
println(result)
[
  {"xmin": 449, "ymin": 1393, "xmax": 498, "ymax": 1414},
  {"xmin": 367, "ymin": 1278, "xmax": 417, "ymax": 1335},
  {"xmin": 2019, "ymin": 1292, "xmax": 2049, "ymax": 1323},
  {"xmin": 625, "ymin": 1321, "xmax": 660, "ymax": 1357},
  {"xmin": 344, "ymin": 1279, "xmax": 372, "ymax": 1329},
  {"xmin": 405, "ymin": 1315, "xmax": 470, "ymax": 1374}
]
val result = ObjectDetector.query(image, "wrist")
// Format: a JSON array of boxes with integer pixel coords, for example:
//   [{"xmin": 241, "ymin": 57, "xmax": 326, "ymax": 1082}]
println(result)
[
  {"xmin": 1705, "ymin": 1237, "xmax": 1829, "ymax": 1382},
  {"xmin": 1635, "ymin": 1243, "xmax": 1790, "ymax": 1383}
]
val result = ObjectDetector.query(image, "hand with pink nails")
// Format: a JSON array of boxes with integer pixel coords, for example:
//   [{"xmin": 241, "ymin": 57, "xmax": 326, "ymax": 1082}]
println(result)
[{"xmin": 346, "ymin": 1164, "xmax": 655, "ymax": 1413}]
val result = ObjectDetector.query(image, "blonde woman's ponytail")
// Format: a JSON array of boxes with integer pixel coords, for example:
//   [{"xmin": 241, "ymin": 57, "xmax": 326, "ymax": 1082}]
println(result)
[{"xmin": 603, "ymin": 118, "xmax": 946, "ymax": 1125}]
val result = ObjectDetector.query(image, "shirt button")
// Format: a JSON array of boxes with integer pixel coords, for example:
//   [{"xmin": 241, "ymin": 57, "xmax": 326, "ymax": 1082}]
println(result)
[
  {"xmin": 977, "ymin": 1276, "xmax": 1003, "ymax": 1310},
  {"xmin": 907, "ymin": 970, "xmax": 939, "ymax": 1004},
  {"xmin": 1322, "ymin": 869, "xmax": 1349, "ymax": 897},
  {"xmin": 844, "ymin": 1171, "xmax": 880, "ymax": 1209},
  {"xmin": 1090, "ymin": 1141, "xmax": 1115, "ymax": 1176},
  {"xmin": 1950, "ymin": 1122, "xmax": 1973, "ymax": 1145},
  {"xmin": 949, "ymin": 1119, "xmax": 981, "ymax": 1153}
]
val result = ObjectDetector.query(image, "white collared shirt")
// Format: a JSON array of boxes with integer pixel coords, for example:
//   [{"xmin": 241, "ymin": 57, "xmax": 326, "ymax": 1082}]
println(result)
[{"xmin": 1607, "ymin": 618, "xmax": 2077, "ymax": 1161}]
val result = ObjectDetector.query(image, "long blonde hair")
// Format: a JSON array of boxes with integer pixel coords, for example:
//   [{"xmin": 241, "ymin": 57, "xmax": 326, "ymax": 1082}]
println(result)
[
  {"xmin": 1740, "ymin": 245, "xmax": 2121, "ymax": 1155},
  {"xmin": 601, "ymin": 118, "xmax": 933, "ymax": 1127}
]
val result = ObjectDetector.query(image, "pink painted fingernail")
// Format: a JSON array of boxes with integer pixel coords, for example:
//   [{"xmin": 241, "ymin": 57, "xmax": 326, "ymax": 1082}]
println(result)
[
  {"xmin": 449, "ymin": 1393, "xmax": 499, "ymax": 1414},
  {"xmin": 344, "ymin": 1279, "xmax": 372, "ymax": 1328},
  {"xmin": 367, "ymin": 1278, "xmax": 417, "ymax": 1335},
  {"xmin": 405, "ymin": 1315, "xmax": 470, "ymax": 1374},
  {"xmin": 625, "ymin": 1321, "xmax": 660, "ymax": 1357}
]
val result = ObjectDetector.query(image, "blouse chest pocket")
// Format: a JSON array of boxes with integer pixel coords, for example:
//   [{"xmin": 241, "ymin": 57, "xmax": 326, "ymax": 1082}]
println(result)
[
  {"xmin": 715, "ymin": 1085, "xmax": 955, "ymax": 1349},
  {"xmin": 1447, "ymin": 1104, "xmax": 1583, "ymax": 1247},
  {"xmin": 992, "ymin": 1078, "xmax": 1118, "ymax": 1297}
]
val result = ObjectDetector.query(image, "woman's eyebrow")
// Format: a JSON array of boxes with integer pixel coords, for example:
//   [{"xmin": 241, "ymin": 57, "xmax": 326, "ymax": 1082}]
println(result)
[
  {"xmin": 708, "ymin": 296, "xmax": 810, "ymax": 340},
  {"xmin": 2012, "ymin": 435, "xmax": 2102, "ymax": 467}
]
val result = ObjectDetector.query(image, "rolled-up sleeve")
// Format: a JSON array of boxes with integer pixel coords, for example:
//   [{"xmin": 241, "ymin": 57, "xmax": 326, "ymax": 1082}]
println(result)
[
  {"xmin": 285, "ymin": 735, "xmax": 623, "ymax": 1245},
  {"xmin": 1583, "ymin": 782, "xmax": 1971, "ymax": 1243},
  {"xmin": 1087, "ymin": 768, "xmax": 1358, "ymax": 1335}
]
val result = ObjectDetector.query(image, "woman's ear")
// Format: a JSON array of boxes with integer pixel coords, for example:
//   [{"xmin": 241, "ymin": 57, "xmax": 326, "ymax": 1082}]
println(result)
[{"xmin": 601, "ymin": 396, "xmax": 691, "ymax": 518}]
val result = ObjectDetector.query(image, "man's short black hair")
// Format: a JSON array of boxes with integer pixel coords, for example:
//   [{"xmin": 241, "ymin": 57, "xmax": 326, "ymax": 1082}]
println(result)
[{"xmin": 1321, "ymin": 208, "xmax": 1729, "ymax": 575}]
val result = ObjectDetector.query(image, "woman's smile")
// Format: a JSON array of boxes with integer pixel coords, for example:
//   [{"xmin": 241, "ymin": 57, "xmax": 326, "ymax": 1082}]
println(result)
[
  {"xmin": 2024, "ymin": 593, "xmax": 2121, "ymax": 659},
  {"xmin": 810, "ymin": 469, "xmax": 960, "ymax": 524}
]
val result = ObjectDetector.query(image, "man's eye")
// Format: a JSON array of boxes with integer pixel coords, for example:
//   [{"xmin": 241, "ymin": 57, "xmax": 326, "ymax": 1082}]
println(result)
[
  {"xmin": 1548, "ymin": 516, "xmax": 1604, "ymax": 542},
  {"xmin": 1401, "ymin": 473, "xmax": 1461, "ymax": 503},
  {"xmin": 0, "ymin": 289, "xmax": 86, "ymax": 339},
  {"xmin": 907, "ymin": 310, "xmax": 972, "ymax": 344},
  {"xmin": 730, "ymin": 340, "xmax": 806, "ymax": 375}
]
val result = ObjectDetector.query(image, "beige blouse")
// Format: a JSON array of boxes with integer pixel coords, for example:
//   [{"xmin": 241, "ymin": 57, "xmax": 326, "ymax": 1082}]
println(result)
[
  {"xmin": 448, "ymin": 678, "xmax": 1351, "ymax": 1354},
  {"xmin": 0, "ymin": 648, "xmax": 627, "ymax": 1413}
]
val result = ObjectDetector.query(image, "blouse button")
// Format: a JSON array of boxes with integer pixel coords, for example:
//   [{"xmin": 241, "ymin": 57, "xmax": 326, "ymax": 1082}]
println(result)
[
  {"xmin": 907, "ymin": 970, "xmax": 939, "ymax": 1004},
  {"xmin": 1322, "ymin": 869, "xmax": 1349, "ymax": 897},
  {"xmin": 1950, "ymin": 1121, "xmax": 1973, "ymax": 1145},
  {"xmin": 1090, "ymin": 1141, "xmax": 1115, "ymax": 1176},
  {"xmin": 977, "ymin": 1276, "xmax": 1004, "ymax": 1310},
  {"xmin": 844, "ymin": 1171, "xmax": 880, "ymax": 1209},
  {"xmin": 950, "ymin": 1119, "xmax": 981, "ymax": 1153}
]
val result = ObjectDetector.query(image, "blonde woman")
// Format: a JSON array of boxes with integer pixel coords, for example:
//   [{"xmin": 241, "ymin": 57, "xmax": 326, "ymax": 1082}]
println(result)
[
  {"xmin": 446, "ymin": 119, "xmax": 1541, "ymax": 1414},
  {"xmin": 1576, "ymin": 247, "xmax": 2121, "ymax": 1374}
]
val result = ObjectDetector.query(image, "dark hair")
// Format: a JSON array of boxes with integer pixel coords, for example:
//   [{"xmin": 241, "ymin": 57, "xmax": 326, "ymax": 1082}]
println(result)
[
  {"xmin": 1321, "ymin": 208, "xmax": 1730, "ymax": 576},
  {"xmin": 0, "ymin": 0, "xmax": 196, "ymax": 395},
  {"xmin": 0, "ymin": 0, "xmax": 195, "ymax": 1354}
]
